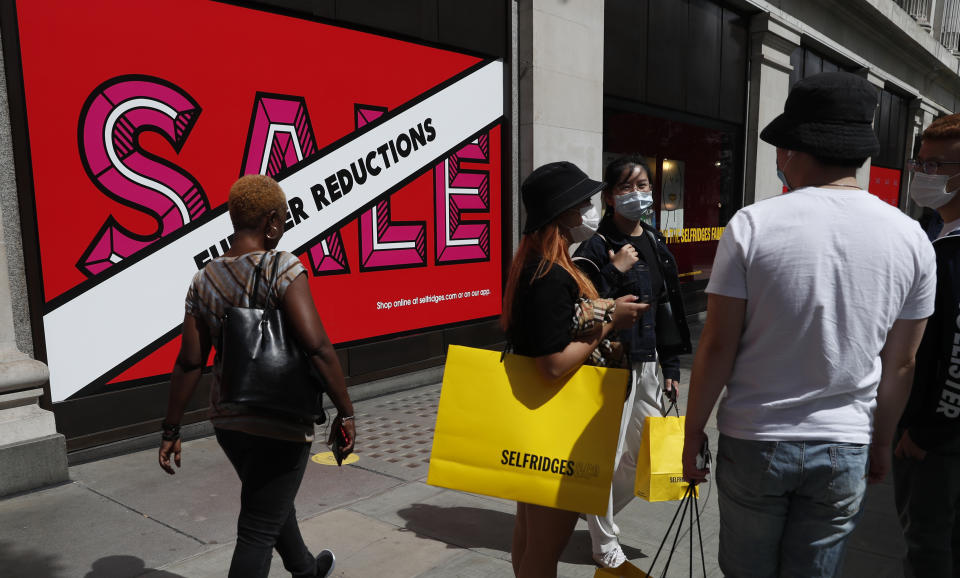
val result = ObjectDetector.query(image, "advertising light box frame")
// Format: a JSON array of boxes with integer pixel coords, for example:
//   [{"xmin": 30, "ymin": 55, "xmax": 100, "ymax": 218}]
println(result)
[{"xmin": 1, "ymin": 0, "xmax": 511, "ymax": 411}]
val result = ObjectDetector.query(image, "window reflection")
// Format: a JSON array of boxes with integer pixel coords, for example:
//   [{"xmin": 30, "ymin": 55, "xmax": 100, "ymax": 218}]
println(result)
[{"xmin": 604, "ymin": 110, "xmax": 742, "ymax": 310}]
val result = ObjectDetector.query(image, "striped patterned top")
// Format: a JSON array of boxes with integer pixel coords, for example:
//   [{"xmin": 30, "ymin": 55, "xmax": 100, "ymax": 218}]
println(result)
[{"xmin": 185, "ymin": 250, "xmax": 314, "ymax": 442}]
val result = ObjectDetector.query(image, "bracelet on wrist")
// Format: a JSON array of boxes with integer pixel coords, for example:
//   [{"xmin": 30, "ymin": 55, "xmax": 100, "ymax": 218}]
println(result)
[
  {"xmin": 161, "ymin": 421, "xmax": 181, "ymax": 442},
  {"xmin": 604, "ymin": 302, "xmax": 616, "ymax": 324},
  {"xmin": 339, "ymin": 415, "xmax": 355, "ymax": 422}
]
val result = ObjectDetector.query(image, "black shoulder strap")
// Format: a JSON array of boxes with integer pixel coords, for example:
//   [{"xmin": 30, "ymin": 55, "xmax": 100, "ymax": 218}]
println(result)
[
  {"xmin": 572, "ymin": 255, "xmax": 601, "ymax": 274},
  {"xmin": 573, "ymin": 232, "xmax": 609, "ymax": 270},
  {"xmin": 645, "ymin": 228, "xmax": 658, "ymax": 246},
  {"xmin": 267, "ymin": 251, "xmax": 283, "ymax": 310},
  {"xmin": 644, "ymin": 229, "xmax": 670, "ymax": 293},
  {"xmin": 249, "ymin": 252, "xmax": 267, "ymax": 309}
]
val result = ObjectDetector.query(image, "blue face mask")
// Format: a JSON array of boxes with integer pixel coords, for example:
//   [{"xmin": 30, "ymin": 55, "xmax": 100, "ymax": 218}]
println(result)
[
  {"xmin": 777, "ymin": 169, "xmax": 791, "ymax": 191},
  {"xmin": 777, "ymin": 151, "xmax": 794, "ymax": 192}
]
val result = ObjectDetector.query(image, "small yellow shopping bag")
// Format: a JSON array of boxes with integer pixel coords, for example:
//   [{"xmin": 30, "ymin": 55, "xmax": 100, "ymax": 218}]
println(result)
[
  {"xmin": 427, "ymin": 345, "xmax": 628, "ymax": 515},
  {"xmin": 635, "ymin": 415, "xmax": 698, "ymax": 502}
]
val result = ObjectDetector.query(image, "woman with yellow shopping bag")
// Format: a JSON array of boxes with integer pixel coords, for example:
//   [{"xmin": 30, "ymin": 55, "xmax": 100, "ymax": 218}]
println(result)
[{"xmin": 503, "ymin": 161, "xmax": 648, "ymax": 578}]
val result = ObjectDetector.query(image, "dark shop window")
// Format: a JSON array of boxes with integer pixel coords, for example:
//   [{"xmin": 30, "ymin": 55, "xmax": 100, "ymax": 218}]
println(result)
[
  {"xmin": 604, "ymin": 0, "xmax": 748, "ymax": 125},
  {"xmin": 789, "ymin": 45, "xmax": 907, "ymax": 206},
  {"xmin": 789, "ymin": 45, "xmax": 853, "ymax": 88},
  {"xmin": 604, "ymin": 109, "xmax": 742, "ymax": 287}
]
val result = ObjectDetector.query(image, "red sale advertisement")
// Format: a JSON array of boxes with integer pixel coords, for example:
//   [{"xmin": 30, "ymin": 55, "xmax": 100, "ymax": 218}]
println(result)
[
  {"xmin": 11, "ymin": 0, "xmax": 505, "ymax": 401},
  {"xmin": 869, "ymin": 165, "xmax": 902, "ymax": 207}
]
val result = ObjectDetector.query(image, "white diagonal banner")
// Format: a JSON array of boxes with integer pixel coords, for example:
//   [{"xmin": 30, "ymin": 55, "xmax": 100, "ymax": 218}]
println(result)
[{"xmin": 43, "ymin": 60, "xmax": 504, "ymax": 401}]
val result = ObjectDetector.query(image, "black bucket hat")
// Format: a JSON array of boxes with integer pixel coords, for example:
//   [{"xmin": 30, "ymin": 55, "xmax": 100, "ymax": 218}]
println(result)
[
  {"xmin": 521, "ymin": 161, "xmax": 603, "ymax": 233},
  {"xmin": 760, "ymin": 72, "xmax": 880, "ymax": 161}
]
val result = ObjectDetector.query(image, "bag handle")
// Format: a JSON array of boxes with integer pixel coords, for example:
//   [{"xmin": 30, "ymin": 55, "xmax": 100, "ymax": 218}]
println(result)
[
  {"xmin": 571, "ymin": 256, "xmax": 601, "ymax": 275},
  {"xmin": 265, "ymin": 251, "xmax": 283, "ymax": 311},
  {"xmin": 247, "ymin": 250, "xmax": 283, "ymax": 310},
  {"xmin": 248, "ymin": 253, "xmax": 267, "ymax": 310},
  {"xmin": 645, "ymin": 483, "xmax": 707, "ymax": 578},
  {"xmin": 665, "ymin": 396, "xmax": 680, "ymax": 418},
  {"xmin": 646, "ymin": 228, "xmax": 673, "ymax": 301},
  {"xmin": 574, "ymin": 234, "xmax": 610, "ymax": 270},
  {"xmin": 500, "ymin": 342, "xmax": 513, "ymax": 363}
]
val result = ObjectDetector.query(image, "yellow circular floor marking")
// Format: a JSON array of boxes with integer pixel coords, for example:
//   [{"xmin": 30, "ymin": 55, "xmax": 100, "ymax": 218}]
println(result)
[{"xmin": 311, "ymin": 451, "xmax": 359, "ymax": 466}]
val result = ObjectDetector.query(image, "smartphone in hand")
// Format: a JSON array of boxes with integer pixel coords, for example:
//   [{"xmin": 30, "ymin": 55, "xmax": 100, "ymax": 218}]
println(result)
[
  {"xmin": 696, "ymin": 438, "xmax": 712, "ymax": 472},
  {"xmin": 331, "ymin": 425, "xmax": 351, "ymax": 467}
]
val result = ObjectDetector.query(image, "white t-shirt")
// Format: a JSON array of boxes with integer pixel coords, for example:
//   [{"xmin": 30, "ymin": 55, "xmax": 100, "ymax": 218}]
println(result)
[{"xmin": 707, "ymin": 187, "xmax": 936, "ymax": 443}]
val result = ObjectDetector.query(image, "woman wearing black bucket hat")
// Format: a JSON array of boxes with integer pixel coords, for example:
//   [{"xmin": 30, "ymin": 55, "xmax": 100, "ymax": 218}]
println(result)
[{"xmin": 502, "ymin": 161, "xmax": 648, "ymax": 577}]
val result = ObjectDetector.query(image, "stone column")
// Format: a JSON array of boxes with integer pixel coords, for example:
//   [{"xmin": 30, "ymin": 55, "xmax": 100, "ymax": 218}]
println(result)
[
  {"xmin": 917, "ymin": 98, "xmax": 940, "ymax": 135},
  {"xmin": 518, "ymin": 0, "xmax": 604, "ymax": 186},
  {"xmin": 856, "ymin": 70, "xmax": 886, "ymax": 190},
  {"xmin": 931, "ymin": 0, "xmax": 945, "ymax": 37},
  {"xmin": 903, "ymin": 97, "xmax": 942, "ymax": 215},
  {"xmin": 743, "ymin": 14, "xmax": 800, "ymax": 205},
  {"xmin": 0, "ymin": 36, "xmax": 67, "ymax": 497}
]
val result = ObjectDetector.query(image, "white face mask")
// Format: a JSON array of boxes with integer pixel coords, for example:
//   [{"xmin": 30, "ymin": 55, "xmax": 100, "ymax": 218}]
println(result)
[
  {"xmin": 565, "ymin": 204, "xmax": 600, "ymax": 243},
  {"xmin": 910, "ymin": 172, "xmax": 960, "ymax": 209},
  {"xmin": 614, "ymin": 191, "xmax": 654, "ymax": 221}
]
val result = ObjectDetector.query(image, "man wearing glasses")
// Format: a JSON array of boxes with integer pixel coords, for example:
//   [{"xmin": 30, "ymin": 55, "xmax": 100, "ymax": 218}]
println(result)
[{"xmin": 896, "ymin": 113, "xmax": 960, "ymax": 577}]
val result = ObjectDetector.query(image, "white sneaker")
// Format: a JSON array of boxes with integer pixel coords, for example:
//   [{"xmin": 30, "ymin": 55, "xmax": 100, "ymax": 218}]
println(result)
[{"xmin": 592, "ymin": 545, "xmax": 627, "ymax": 569}]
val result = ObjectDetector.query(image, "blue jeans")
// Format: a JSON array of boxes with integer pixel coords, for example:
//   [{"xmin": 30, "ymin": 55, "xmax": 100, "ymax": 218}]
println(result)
[{"xmin": 716, "ymin": 434, "xmax": 869, "ymax": 578}]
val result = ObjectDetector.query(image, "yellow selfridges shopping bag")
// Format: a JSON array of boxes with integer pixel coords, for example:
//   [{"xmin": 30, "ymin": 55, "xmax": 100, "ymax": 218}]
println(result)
[
  {"xmin": 427, "ymin": 345, "xmax": 628, "ymax": 515},
  {"xmin": 635, "ymin": 415, "xmax": 698, "ymax": 502}
]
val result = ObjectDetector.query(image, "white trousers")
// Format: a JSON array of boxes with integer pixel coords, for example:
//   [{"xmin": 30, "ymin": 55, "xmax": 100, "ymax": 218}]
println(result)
[{"xmin": 586, "ymin": 359, "xmax": 666, "ymax": 555}]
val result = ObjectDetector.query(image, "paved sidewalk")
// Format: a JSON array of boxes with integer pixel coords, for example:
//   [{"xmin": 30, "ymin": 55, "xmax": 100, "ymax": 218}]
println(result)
[{"xmin": 0, "ymin": 378, "xmax": 907, "ymax": 578}]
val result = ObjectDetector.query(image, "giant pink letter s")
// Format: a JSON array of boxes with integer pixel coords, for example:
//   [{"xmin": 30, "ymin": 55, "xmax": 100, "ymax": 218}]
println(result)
[{"xmin": 77, "ymin": 76, "xmax": 207, "ymax": 276}]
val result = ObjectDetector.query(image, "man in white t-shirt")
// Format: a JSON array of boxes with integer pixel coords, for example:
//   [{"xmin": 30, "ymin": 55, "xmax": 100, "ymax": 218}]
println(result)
[{"xmin": 681, "ymin": 72, "xmax": 936, "ymax": 577}]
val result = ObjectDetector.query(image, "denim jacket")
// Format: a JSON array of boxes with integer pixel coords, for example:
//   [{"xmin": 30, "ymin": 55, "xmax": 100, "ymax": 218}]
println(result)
[
  {"xmin": 573, "ymin": 216, "xmax": 692, "ymax": 380},
  {"xmin": 900, "ymin": 230, "xmax": 960, "ymax": 455}
]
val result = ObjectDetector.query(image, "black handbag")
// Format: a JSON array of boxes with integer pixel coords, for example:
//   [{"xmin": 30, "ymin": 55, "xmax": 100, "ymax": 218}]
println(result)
[
  {"xmin": 218, "ymin": 252, "xmax": 325, "ymax": 424},
  {"xmin": 654, "ymin": 291, "xmax": 684, "ymax": 350}
]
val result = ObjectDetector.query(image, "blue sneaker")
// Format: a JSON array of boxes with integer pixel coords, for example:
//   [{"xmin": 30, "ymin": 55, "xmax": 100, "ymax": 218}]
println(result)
[{"xmin": 315, "ymin": 549, "xmax": 336, "ymax": 577}]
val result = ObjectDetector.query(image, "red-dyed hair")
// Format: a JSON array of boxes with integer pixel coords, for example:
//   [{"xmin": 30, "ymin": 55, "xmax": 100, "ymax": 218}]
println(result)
[
  {"xmin": 501, "ymin": 222, "xmax": 598, "ymax": 332},
  {"xmin": 924, "ymin": 113, "xmax": 960, "ymax": 141}
]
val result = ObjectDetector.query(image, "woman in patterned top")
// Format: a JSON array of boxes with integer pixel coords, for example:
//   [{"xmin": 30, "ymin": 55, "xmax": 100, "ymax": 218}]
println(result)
[
  {"xmin": 158, "ymin": 174, "xmax": 353, "ymax": 578},
  {"xmin": 502, "ymin": 162, "xmax": 646, "ymax": 578}
]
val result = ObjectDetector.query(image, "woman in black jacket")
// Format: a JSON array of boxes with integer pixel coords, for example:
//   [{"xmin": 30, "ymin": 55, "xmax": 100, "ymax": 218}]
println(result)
[{"xmin": 574, "ymin": 155, "xmax": 692, "ymax": 569}]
